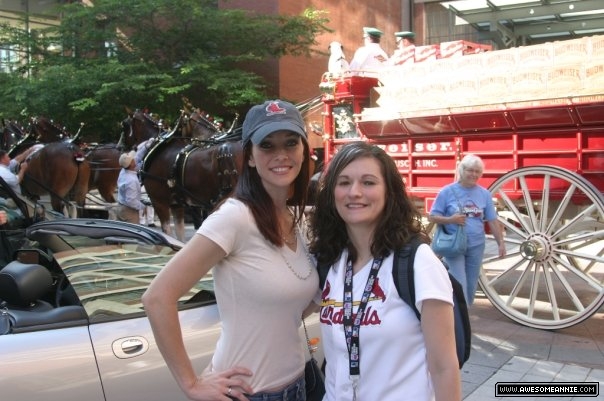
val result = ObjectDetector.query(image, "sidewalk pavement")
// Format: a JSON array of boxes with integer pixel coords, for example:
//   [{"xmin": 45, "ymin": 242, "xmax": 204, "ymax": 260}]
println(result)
[{"xmin": 462, "ymin": 291, "xmax": 604, "ymax": 400}]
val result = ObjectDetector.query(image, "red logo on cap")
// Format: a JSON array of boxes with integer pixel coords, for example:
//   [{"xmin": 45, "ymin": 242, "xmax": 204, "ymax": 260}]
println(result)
[{"xmin": 265, "ymin": 101, "xmax": 287, "ymax": 116}]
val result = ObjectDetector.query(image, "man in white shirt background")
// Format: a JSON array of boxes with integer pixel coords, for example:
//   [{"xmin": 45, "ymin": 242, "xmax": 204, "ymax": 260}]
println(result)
[{"xmin": 349, "ymin": 26, "xmax": 389, "ymax": 76}]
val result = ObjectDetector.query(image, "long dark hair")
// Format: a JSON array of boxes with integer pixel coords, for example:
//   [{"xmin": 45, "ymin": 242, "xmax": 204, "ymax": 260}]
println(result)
[
  {"xmin": 234, "ymin": 139, "xmax": 311, "ymax": 246},
  {"xmin": 309, "ymin": 141, "xmax": 427, "ymax": 266}
]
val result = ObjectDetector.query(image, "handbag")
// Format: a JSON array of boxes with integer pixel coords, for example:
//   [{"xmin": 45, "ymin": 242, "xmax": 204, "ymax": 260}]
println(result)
[
  {"xmin": 432, "ymin": 186, "xmax": 467, "ymax": 257},
  {"xmin": 303, "ymin": 319, "xmax": 325, "ymax": 401},
  {"xmin": 305, "ymin": 358, "xmax": 325, "ymax": 401},
  {"xmin": 432, "ymin": 223, "xmax": 467, "ymax": 257}
]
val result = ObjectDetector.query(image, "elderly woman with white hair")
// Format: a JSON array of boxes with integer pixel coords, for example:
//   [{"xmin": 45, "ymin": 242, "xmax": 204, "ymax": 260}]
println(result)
[{"xmin": 428, "ymin": 154, "xmax": 506, "ymax": 305}]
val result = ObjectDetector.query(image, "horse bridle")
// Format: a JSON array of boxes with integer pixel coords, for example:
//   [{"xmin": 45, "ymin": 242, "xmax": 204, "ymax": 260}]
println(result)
[
  {"xmin": 30, "ymin": 117, "xmax": 68, "ymax": 141},
  {"xmin": 189, "ymin": 111, "xmax": 220, "ymax": 130},
  {"xmin": 1, "ymin": 121, "xmax": 27, "ymax": 150}
]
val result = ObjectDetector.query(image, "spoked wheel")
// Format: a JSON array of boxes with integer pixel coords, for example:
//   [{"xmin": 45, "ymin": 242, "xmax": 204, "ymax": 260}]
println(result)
[{"xmin": 479, "ymin": 165, "xmax": 604, "ymax": 329}]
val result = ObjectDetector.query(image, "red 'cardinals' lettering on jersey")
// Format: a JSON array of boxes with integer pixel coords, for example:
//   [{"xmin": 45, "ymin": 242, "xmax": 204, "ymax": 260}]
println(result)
[{"xmin": 320, "ymin": 277, "xmax": 386, "ymax": 326}]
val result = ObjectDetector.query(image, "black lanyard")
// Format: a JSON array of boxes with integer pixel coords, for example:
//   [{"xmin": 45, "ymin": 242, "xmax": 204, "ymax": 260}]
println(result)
[{"xmin": 343, "ymin": 256, "xmax": 383, "ymax": 380}]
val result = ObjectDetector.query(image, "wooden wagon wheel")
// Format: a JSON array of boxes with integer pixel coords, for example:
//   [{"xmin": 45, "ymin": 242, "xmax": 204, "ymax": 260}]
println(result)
[{"xmin": 479, "ymin": 165, "xmax": 604, "ymax": 329}]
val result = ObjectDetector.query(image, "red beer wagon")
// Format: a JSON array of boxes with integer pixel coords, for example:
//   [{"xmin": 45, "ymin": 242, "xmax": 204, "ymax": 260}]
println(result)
[{"xmin": 318, "ymin": 36, "xmax": 604, "ymax": 329}]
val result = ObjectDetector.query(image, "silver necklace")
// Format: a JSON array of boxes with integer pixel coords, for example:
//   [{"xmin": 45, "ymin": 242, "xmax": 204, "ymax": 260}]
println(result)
[
  {"xmin": 278, "ymin": 227, "xmax": 314, "ymax": 280},
  {"xmin": 281, "ymin": 209, "xmax": 295, "ymax": 245}
]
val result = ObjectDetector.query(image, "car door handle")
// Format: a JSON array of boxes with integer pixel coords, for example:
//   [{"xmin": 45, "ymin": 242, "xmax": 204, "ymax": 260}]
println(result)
[{"xmin": 112, "ymin": 336, "xmax": 149, "ymax": 359}]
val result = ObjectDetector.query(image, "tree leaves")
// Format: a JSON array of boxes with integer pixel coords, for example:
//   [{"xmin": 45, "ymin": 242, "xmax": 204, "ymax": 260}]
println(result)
[{"xmin": 0, "ymin": 0, "xmax": 329, "ymax": 142}]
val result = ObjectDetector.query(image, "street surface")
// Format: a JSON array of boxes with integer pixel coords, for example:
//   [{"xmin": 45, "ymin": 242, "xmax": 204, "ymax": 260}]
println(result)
[{"xmin": 463, "ymin": 290, "xmax": 603, "ymax": 400}]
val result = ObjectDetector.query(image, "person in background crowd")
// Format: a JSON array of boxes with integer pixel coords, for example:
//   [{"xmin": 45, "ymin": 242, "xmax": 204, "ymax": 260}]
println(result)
[
  {"xmin": 134, "ymin": 139, "xmax": 156, "ymax": 227},
  {"xmin": 116, "ymin": 150, "xmax": 144, "ymax": 224},
  {"xmin": 309, "ymin": 141, "xmax": 460, "ymax": 401},
  {"xmin": 349, "ymin": 27, "xmax": 389, "ymax": 75},
  {"xmin": 428, "ymin": 154, "xmax": 506, "ymax": 305},
  {"xmin": 0, "ymin": 149, "xmax": 32, "ymax": 194},
  {"xmin": 388, "ymin": 31, "xmax": 416, "ymax": 66},
  {"xmin": 142, "ymin": 99, "xmax": 318, "ymax": 401}
]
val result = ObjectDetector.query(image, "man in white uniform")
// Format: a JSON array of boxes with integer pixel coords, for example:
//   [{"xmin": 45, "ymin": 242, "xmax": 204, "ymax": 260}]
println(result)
[
  {"xmin": 349, "ymin": 27, "xmax": 388, "ymax": 76},
  {"xmin": 388, "ymin": 31, "xmax": 416, "ymax": 66}
]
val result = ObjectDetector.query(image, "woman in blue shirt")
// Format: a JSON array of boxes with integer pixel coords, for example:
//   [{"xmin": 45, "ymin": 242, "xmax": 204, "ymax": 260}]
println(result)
[{"xmin": 429, "ymin": 154, "xmax": 506, "ymax": 305}]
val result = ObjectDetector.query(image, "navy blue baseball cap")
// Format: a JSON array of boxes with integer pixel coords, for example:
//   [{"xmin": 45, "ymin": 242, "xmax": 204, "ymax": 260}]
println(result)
[{"xmin": 242, "ymin": 100, "xmax": 307, "ymax": 145}]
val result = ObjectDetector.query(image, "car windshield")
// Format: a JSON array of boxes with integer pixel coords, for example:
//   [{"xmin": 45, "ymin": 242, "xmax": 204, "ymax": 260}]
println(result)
[{"xmin": 52, "ymin": 237, "xmax": 213, "ymax": 321}]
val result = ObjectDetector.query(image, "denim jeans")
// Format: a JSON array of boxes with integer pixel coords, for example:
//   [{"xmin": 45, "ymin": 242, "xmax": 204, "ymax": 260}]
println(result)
[
  {"xmin": 444, "ymin": 242, "xmax": 486, "ymax": 305},
  {"xmin": 231, "ymin": 375, "xmax": 306, "ymax": 401}
]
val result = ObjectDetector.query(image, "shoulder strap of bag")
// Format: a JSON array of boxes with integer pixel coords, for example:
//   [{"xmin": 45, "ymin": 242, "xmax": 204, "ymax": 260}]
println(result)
[
  {"xmin": 393, "ymin": 238, "xmax": 472, "ymax": 368},
  {"xmin": 318, "ymin": 258, "xmax": 329, "ymax": 290},
  {"xmin": 392, "ymin": 237, "xmax": 423, "ymax": 319},
  {"xmin": 451, "ymin": 185, "xmax": 464, "ymax": 211}
]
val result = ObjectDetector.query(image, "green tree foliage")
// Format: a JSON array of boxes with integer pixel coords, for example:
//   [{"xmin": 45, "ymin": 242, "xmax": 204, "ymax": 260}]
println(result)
[{"xmin": 0, "ymin": 0, "xmax": 330, "ymax": 142}]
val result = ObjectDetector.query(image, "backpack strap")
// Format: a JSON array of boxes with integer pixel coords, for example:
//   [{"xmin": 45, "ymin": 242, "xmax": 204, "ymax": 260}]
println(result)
[
  {"xmin": 394, "ymin": 238, "xmax": 472, "ymax": 368},
  {"xmin": 393, "ymin": 237, "xmax": 424, "ymax": 320},
  {"xmin": 318, "ymin": 260, "xmax": 330, "ymax": 290}
]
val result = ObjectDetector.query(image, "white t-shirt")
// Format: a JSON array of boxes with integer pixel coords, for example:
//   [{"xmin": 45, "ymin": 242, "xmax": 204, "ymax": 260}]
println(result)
[
  {"xmin": 197, "ymin": 198, "xmax": 319, "ymax": 392},
  {"xmin": 320, "ymin": 244, "xmax": 453, "ymax": 401}
]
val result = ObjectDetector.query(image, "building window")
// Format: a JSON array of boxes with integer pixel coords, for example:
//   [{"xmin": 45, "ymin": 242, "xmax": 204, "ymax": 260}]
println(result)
[
  {"xmin": 105, "ymin": 41, "xmax": 117, "ymax": 58},
  {"xmin": 0, "ymin": 45, "xmax": 19, "ymax": 73}
]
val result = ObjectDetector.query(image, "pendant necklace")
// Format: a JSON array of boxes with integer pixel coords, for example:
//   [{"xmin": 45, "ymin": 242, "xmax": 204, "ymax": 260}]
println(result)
[{"xmin": 277, "ymin": 226, "xmax": 314, "ymax": 280}]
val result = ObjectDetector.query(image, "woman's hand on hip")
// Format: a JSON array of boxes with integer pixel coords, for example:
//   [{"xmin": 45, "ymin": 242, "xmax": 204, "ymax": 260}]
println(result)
[{"xmin": 186, "ymin": 367, "xmax": 254, "ymax": 401}]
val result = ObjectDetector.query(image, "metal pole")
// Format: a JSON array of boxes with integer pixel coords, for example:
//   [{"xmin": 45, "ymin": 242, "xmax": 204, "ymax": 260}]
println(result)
[
  {"xmin": 401, "ymin": 0, "xmax": 413, "ymax": 31},
  {"xmin": 22, "ymin": 0, "xmax": 31, "ymax": 77}
]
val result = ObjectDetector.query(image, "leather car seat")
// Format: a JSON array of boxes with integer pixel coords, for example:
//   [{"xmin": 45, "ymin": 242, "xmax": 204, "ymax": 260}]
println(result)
[
  {"xmin": 0, "ymin": 261, "xmax": 88, "ymax": 333},
  {"xmin": 0, "ymin": 261, "xmax": 53, "ymax": 312}
]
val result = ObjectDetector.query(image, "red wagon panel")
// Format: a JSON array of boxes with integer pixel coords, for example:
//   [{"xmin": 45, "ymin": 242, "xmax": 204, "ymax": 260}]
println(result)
[{"xmin": 318, "ymin": 35, "xmax": 604, "ymax": 330}]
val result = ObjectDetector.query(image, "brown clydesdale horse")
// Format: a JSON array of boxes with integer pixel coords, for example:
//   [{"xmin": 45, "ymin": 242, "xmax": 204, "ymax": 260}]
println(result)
[
  {"xmin": 21, "ymin": 141, "xmax": 91, "ymax": 217},
  {"xmin": 7, "ymin": 117, "xmax": 90, "ymax": 217},
  {"xmin": 135, "ymin": 105, "xmax": 240, "ymax": 240},
  {"xmin": 141, "ymin": 132, "xmax": 244, "ymax": 241},
  {"xmin": 124, "ymin": 106, "xmax": 231, "ymax": 239}
]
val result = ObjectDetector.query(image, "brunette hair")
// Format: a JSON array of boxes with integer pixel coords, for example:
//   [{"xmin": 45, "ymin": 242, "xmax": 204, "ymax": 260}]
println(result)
[
  {"xmin": 233, "ymin": 138, "xmax": 311, "ymax": 247},
  {"xmin": 309, "ymin": 141, "xmax": 427, "ymax": 266}
]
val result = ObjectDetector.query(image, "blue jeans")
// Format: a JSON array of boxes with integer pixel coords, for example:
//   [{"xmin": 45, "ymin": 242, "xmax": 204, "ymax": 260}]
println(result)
[
  {"xmin": 236, "ymin": 375, "xmax": 306, "ymax": 401},
  {"xmin": 444, "ymin": 242, "xmax": 486, "ymax": 305}
]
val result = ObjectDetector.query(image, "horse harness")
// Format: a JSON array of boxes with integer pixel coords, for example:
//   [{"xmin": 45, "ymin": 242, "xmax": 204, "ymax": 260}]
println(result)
[{"xmin": 170, "ymin": 141, "xmax": 239, "ymax": 210}]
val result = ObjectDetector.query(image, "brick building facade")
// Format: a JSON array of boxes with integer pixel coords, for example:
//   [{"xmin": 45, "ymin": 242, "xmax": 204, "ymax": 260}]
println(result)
[{"xmin": 219, "ymin": 0, "xmax": 412, "ymax": 149}]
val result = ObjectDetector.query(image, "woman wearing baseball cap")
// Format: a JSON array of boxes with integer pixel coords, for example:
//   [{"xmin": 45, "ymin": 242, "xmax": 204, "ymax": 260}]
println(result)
[{"xmin": 143, "ymin": 100, "xmax": 319, "ymax": 401}]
